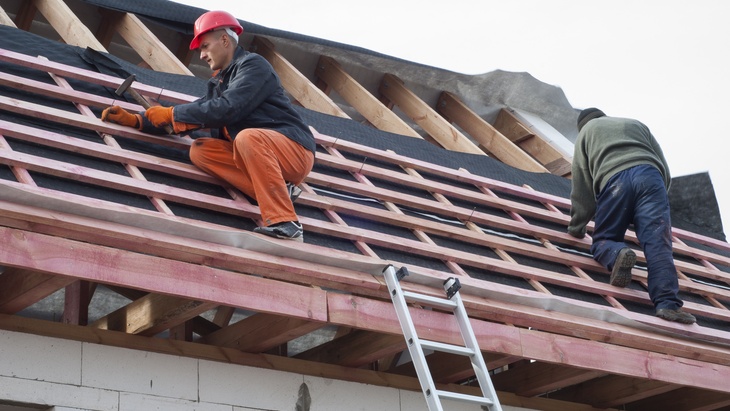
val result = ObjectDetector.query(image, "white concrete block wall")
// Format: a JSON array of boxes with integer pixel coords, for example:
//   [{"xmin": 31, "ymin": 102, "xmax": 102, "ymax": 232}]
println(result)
[
  {"xmin": 0, "ymin": 330, "xmax": 532, "ymax": 411},
  {"xmin": 82, "ymin": 343, "xmax": 199, "ymax": 401},
  {"xmin": 198, "ymin": 360, "xmax": 302, "ymax": 408}
]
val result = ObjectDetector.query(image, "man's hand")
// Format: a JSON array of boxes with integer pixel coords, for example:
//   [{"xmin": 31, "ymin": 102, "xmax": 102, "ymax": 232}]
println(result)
[
  {"xmin": 101, "ymin": 106, "xmax": 140, "ymax": 129},
  {"xmin": 145, "ymin": 106, "xmax": 173, "ymax": 128}
]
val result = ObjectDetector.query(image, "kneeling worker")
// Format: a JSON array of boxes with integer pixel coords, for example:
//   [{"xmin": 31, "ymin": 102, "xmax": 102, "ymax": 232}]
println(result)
[{"xmin": 101, "ymin": 10, "xmax": 315, "ymax": 242}]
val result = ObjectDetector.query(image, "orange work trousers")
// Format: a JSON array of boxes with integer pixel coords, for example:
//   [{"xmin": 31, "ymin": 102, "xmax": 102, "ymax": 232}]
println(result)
[{"xmin": 189, "ymin": 128, "xmax": 314, "ymax": 226}]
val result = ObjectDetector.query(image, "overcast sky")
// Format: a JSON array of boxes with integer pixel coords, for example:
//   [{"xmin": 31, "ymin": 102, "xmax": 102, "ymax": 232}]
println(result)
[{"xmin": 172, "ymin": 0, "xmax": 729, "ymax": 234}]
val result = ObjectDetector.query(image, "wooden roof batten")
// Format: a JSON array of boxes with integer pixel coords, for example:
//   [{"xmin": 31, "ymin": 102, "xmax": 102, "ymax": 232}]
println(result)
[{"xmin": 1, "ymin": 2, "xmax": 730, "ymax": 411}]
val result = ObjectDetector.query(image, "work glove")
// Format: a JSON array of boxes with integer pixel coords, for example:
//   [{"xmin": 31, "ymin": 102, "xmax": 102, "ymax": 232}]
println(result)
[
  {"xmin": 145, "ymin": 106, "xmax": 200, "ymax": 134},
  {"xmin": 101, "ymin": 106, "xmax": 141, "ymax": 129},
  {"xmin": 145, "ymin": 106, "xmax": 173, "ymax": 128}
]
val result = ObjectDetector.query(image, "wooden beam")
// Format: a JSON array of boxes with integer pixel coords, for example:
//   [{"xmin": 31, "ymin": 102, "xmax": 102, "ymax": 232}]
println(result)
[
  {"xmin": 200, "ymin": 312, "xmax": 324, "ymax": 353},
  {"xmin": 378, "ymin": 73, "xmax": 483, "ymax": 155},
  {"xmin": 250, "ymin": 36, "xmax": 348, "ymax": 119},
  {"xmin": 92, "ymin": 293, "xmax": 217, "ymax": 336},
  {"xmin": 494, "ymin": 108, "xmax": 572, "ymax": 177},
  {"xmin": 546, "ymin": 375, "xmax": 679, "ymax": 408},
  {"xmin": 295, "ymin": 329, "xmax": 405, "ymax": 368},
  {"xmin": 0, "ymin": 268, "xmax": 75, "ymax": 314},
  {"xmin": 491, "ymin": 361, "xmax": 606, "ymax": 397},
  {"xmin": 628, "ymin": 386, "xmax": 730, "ymax": 411},
  {"xmin": 112, "ymin": 12, "xmax": 193, "ymax": 76},
  {"xmin": 0, "ymin": 48, "xmax": 195, "ymax": 105},
  {"xmin": 0, "ymin": 226, "xmax": 329, "ymax": 323},
  {"xmin": 437, "ymin": 91, "xmax": 548, "ymax": 172},
  {"xmin": 32, "ymin": 0, "xmax": 107, "ymax": 51},
  {"xmin": 62, "ymin": 280, "xmax": 93, "ymax": 326},
  {"xmin": 315, "ymin": 56, "xmax": 421, "ymax": 138},
  {"xmin": 13, "ymin": 1, "xmax": 36, "ymax": 31}
]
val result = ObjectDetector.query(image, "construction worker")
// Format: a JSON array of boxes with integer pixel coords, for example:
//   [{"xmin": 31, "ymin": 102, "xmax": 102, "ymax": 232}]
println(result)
[
  {"xmin": 568, "ymin": 108, "xmax": 696, "ymax": 325},
  {"xmin": 101, "ymin": 10, "xmax": 315, "ymax": 242}
]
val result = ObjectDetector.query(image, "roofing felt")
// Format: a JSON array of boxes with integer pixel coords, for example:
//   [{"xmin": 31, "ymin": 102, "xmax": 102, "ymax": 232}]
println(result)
[{"xmin": 1, "ymin": 2, "xmax": 730, "ymax": 410}]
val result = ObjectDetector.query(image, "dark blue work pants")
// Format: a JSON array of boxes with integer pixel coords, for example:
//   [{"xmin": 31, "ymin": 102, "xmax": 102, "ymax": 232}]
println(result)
[{"xmin": 590, "ymin": 165, "xmax": 683, "ymax": 310}]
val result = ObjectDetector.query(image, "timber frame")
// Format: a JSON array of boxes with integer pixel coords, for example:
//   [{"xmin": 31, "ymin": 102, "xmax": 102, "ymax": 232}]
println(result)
[{"xmin": 1, "ymin": 1, "xmax": 730, "ymax": 411}]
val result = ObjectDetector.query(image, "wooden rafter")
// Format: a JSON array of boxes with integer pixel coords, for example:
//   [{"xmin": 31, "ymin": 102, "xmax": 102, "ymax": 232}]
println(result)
[
  {"xmin": 379, "ymin": 73, "xmax": 484, "ymax": 154},
  {"xmin": 315, "ymin": 55, "xmax": 421, "ymax": 138}
]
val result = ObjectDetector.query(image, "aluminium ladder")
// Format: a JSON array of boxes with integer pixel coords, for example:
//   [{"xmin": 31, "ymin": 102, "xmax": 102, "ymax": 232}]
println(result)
[{"xmin": 383, "ymin": 265, "xmax": 502, "ymax": 411}]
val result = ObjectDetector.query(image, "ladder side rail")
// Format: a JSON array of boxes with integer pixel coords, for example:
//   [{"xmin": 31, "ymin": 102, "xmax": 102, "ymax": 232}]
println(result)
[
  {"xmin": 451, "ymin": 291, "xmax": 503, "ymax": 411},
  {"xmin": 383, "ymin": 266, "xmax": 445, "ymax": 411}
]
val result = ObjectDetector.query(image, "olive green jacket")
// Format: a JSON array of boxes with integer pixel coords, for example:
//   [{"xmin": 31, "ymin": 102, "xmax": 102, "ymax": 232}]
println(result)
[{"xmin": 568, "ymin": 117, "xmax": 671, "ymax": 238}]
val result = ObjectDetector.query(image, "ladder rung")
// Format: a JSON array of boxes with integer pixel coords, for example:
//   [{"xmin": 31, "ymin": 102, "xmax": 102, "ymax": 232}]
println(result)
[
  {"xmin": 435, "ymin": 389, "xmax": 494, "ymax": 406},
  {"xmin": 402, "ymin": 290, "xmax": 457, "ymax": 310},
  {"xmin": 420, "ymin": 339, "xmax": 475, "ymax": 356}
]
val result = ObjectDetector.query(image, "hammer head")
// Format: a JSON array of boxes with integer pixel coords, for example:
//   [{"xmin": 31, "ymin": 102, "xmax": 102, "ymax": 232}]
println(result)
[{"xmin": 115, "ymin": 74, "xmax": 136, "ymax": 97}]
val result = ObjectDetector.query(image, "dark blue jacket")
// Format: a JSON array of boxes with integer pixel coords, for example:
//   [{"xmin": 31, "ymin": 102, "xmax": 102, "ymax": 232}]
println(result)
[{"xmin": 143, "ymin": 48, "xmax": 315, "ymax": 154}]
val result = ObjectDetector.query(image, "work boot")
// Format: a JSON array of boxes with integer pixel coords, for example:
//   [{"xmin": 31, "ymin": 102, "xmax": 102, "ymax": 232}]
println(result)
[
  {"xmin": 656, "ymin": 308, "xmax": 697, "ymax": 324},
  {"xmin": 254, "ymin": 221, "xmax": 303, "ymax": 242},
  {"xmin": 287, "ymin": 182, "xmax": 302, "ymax": 202},
  {"xmin": 610, "ymin": 247, "xmax": 636, "ymax": 287}
]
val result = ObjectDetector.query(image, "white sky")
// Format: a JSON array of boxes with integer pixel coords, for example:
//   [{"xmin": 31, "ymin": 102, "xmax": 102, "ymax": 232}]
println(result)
[{"xmin": 173, "ymin": 0, "xmax": 730, "ymax": 235}]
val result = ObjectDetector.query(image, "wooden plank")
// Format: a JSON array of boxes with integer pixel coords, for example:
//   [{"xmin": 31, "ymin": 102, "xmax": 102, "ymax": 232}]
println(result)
[
  {"xmin": 92, "ymin": 293, "xmax": 217, "ymax": 336},
  {"xmin": 491, "ymin": 361, "xmax": 606, "ymax": 397},
  {"xmin": 62, "ymin": 280, "xmax": 92, "ymax": 325},
  {"xmin": 0, "ymin": 120, "xmax": 213, "ymax": 184},
  {"xmin": 628, "ymin": 386, "xmax": 730, "ymax": 411},
  {"xmin": 313, "ymin": 131, "xmax": 730, "ymax": 258},
  {"xmin": 0, "ymin": 95, "xmax": 190, "ymax": 150},
  {"xmin": 0, "ymin": 268, "xmax": 75, "ymax": 314},
  {"xmin": 295, "ymin": 329, "xmax": 404, "ymax": 368},
  {"xmin": 495, "ymin": 108, "xmax": 572, "ymax": 176},
  {"xmin": 0, "ymin": 226, "xmax": 328, "ymax": 322},
  {"xmin": 32, "ymin": 0, "xmax": 107, "ymax": 52},
  {"xmin": 437, "ymin": 91, "xmax": 548, "ymax": 172},
  {"xmin": 0, "ymin": 70, "xmax": 139, "ymax": 112},
  {"xmin": 113, "ymin": 12, "xmax": 192, "ymax": 76},
  {"xmin": 0, "ymin": 186, "xmax": 384, "ymax": 294},
  {"xmin": 378, "ymin": 74, "xmax": 484, "ymax": 155},
  {"xmin": 546, "ymin": 375, "xmax": 678, "ymax": 408},
  {"xmin": 314, "ymin": 151, "xmax": 568, "ymax": 226},
  {"xmin": 250, "ymin": 36, "xmax": 348, "ymax": 119},
  {"xmin": 315, "ymin": 55, "xmax": 421, "ymax": 138},
  {"xmin": 201, "ymin": 313, "xmax": 324, "ymax": 353},
  {"xmin": 0, "ymin": 48, "xmax": 195, "ymax": 105}
]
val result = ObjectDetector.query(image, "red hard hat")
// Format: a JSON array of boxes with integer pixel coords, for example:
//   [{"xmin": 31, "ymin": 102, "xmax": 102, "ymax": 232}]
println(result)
[{"xmin": 190, "ymin": 10, "xmax": 243, "ymax": 50}]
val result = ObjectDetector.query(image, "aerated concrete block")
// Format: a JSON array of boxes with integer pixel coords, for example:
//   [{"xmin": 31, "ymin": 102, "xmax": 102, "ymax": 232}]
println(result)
[
  {"xmin": 0, "ymin": 330, "xmax": 82, "ymax": 385},
  {"xmin": 81, "ymin": 342, "xmax": 198, "ymax": 401}
]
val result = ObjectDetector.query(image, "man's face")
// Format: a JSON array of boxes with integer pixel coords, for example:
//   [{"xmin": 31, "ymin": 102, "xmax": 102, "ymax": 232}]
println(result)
[{"xmin": 198, "ymin": 31, "xmax": 232, "ymax": 71}]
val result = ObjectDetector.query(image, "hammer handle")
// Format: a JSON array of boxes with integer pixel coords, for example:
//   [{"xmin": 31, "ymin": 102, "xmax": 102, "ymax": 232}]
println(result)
[{"xmin": 127, "ymin": 87, "xmax": 174, "ymax": 134}]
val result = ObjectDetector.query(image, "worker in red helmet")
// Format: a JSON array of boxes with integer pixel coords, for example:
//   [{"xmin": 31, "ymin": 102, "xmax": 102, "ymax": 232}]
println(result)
[{"xmin": 101, "ymin": 10, "xmax": 315, "ymax": 242}]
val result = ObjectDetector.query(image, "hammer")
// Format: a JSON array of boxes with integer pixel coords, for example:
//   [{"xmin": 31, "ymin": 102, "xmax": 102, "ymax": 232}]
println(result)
[{"xmin": 115, "ymin": 74, "xmax": 174, "ymax": 134}]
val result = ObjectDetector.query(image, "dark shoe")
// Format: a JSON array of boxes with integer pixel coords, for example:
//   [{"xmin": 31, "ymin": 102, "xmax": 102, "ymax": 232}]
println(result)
[
  {"xmin": 656, "ymin": 308, "xmax": 696, "ymax": 324},
  {"xmin": 610, "ymin": 248, "xmax": 636, "ymax": 287},
  {"xmin": 254, "ymin": 221, "xmax": 303, "ymax": 242},
  {"xmin": 287, "ymin": 183, "xmax": 302, "ymax": 202}
]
